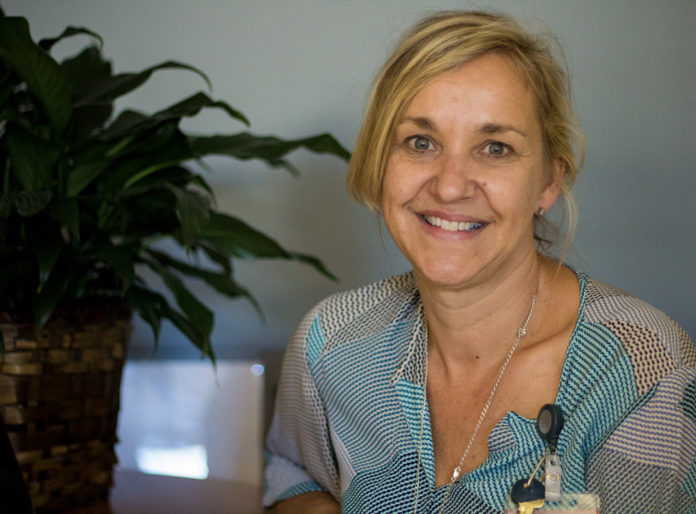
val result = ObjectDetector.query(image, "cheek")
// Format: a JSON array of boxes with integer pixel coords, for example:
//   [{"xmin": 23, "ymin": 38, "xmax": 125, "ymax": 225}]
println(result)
[
  {"xmin": 381, "ymin": 200, "xmax": 408, "ymax": 246},
  {"xmin": 384, "ymin": 158, "xmax": 434, "ymax": 204},
  {"xmin": 382, "ymin": 166, "xmax": 411, "ymax": 207},
  {"xmin": 380, "ymin": 176, "xmax": 399, "ymax": 226},
  {"xmin": 483, "ymin": 176, "xmax": 540, "ymax": 215},
  {"xmin": 380, "ymin": 176, "xmax": 398, "ymax": 212},
  {"xmin": 381, "ymin": 157, "xmax": 397, "ymax": 199}
]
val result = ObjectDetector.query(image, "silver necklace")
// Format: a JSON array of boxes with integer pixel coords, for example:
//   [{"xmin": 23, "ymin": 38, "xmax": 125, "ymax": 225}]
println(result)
[{"xmin": 412, "ymin": 294, "xmax": 537, "ymax": 514}]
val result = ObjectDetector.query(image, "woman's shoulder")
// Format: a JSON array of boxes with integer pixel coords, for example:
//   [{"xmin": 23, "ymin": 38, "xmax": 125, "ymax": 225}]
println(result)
[
  {"xmin": 313, "ymin": 271, "xmax": 418, "ymax": 332},
  {"xmin": 319, "ymin": 270, "xmax": 416, "ymax": 307},
  {"xmin": 581, "ymin": 275, "xmax": 691, "ymax": 346},
  {"xmin": 290, "ymin": 271, "xmax": 420, "ymax": 358},
  {"xmin": 576, "ymin": 276, "xmax": 696, "ymax": 510},
  {"xmin": 578, "ymin": 273, "xmax": 695, "ymax": 377}
]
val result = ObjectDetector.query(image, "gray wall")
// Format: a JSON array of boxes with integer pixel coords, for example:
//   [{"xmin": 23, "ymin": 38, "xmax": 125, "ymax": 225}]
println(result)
[{"xmin": 4, "ymin": 0, "xmax": 695, "ymax": 361}]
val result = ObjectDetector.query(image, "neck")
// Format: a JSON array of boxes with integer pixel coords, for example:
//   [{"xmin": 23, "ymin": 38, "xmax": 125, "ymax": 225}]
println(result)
[{"xmin": 417, "ymin": 252, "xmax": 546, "ymax": 376}]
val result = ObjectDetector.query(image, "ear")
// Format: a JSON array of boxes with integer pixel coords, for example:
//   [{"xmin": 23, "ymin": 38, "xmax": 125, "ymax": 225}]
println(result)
[{"xmin": 538, "ymin": 158, "xmax": 565, "ymax": 212}]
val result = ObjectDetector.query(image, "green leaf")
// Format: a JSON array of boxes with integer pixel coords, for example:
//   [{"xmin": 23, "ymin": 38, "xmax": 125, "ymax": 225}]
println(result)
[
  {"xmin": 127, "ymin": 265, "xmax": 219, "ymax": 363},
  {"xmin": 146, "ymin": 259, "xmax": 214, "ymax": 341},
  {"xmin": 0, "ymin": 16, "xmax": 73, "ymax": 135},
  {"xmin": 195, "ymin": 240, "xmax": 232, "ymax": 273},
  {"xmin": 0, "ymin": 191, "xmax": 53, "ymax": 217},
  {"xmin": 98, "ymin": 92, "xmax": 249, "ymax": 142},
  {"xmin": 116, "ymin": 166, "xmax": 208, "ymax": 200},
  {"xmin": 48, "ymin": 197, "xmax": 80, "ymax": 241},
  {"xmin": 0, "ymin": 73, "xmax": 15, "ymax": 108},
  {"xmin": 69, "ymin": 104, "xmax": 113, "ymax": 148},
  {"xmin": 38, "ymin": 26, "xmax": 103, "ymax": 52},
  {"xmin": 30, "ymin": 233, "xmax": 62, "ymax": 290},
  {"xmin": 199, "ymin": 213, "xmax": 336, "ymax": 280},
  {"xmin": 75, "ymin": 60, "xmax": 211, "ymax": 106},
  {"xmin": 188, "ymin": 173, "xmax": 214, "ymax": 197},
  {"xmin": 156, "ymin": 92, "xmax": 249, "ymax": 126},
  {"xmin": 146, "ymin": 247, "xmax": 262, "ymax": 317},
  {"xmin": 66, "ymin": 158, "xmax": 109, "ymax": 197},
  {"xmin": 169, "ymin": 185, "xmax": 211, "ymax": 248},
  {"xmin": 121, "ymin": 158, "xmax": 189, "ymax": 188},
  {"xmin": 161, "ymin": 301, "xmax": 215, "ymax": 363},
  {"xmin": 99, "ymin": 110, "xmax": 148, "ymax": 141},
  {"xmin": 121, "ymin": 157, "xmax": 190, "ymax": 190},
  {"xmin": 61, "ymin": 46, "xmax": 111, "ymax": 94},
  {"xmin": 200, "ymin": 212, "xmax": 290, "ymax": 259},
  {"xmin": 13, "ymin": 191, "xmax": 53, "ymax": 216},
  {"xmin": 106, "ymin": 134, "xmax": 137, "ymax": 158},
  {"xmin": 115, "ymin": 189, "xmax": 179, "ymax": 237},
  {"xmin": 289, "ymin": 252, "xmax": 338, "ymax": 282},
  {"xmin": 66, "ymin": 134, "xmax": 142, "ymax": 197},
  {"xmin": 59, "ymin": 46, "xmax": 114, "ymax": 146},
  {"xmin": 112, "ymin": 124, "xmax": 193, "ymax": 190},
  {"xmin": 95, "ymin": 246, "xmax": 135, "ymax": 293},
  {"xmin": 189, "ymin": 132, "xmax": 350, "ymax": 174},
  {"xmin": 6, "ymin": 125, "xmax": 60, "ymax": 191},
  {"xmin": 32, "ymin": 259, "xmax": 73, "ymax": 329},
  {"xmin": 127, "ymin": 283, "xmax": 164, "ymax": 345}
]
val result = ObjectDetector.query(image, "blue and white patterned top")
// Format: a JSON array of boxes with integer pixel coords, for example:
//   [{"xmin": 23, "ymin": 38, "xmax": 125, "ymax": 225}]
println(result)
[{"xmin": 264, "ymin": 271, "xmax": 696, "ymax": 513}]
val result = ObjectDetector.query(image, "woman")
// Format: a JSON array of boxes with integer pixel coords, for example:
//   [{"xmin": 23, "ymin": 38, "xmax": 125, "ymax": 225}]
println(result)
[{"xmin": 264, "ymin": 11, "xmax": 695, "ymax": 513}]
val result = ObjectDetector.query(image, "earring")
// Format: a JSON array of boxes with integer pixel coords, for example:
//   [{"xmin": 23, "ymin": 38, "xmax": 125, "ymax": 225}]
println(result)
[{"xmin": 537, "ymin": 207, "xmax": 546, "ymax": 216}]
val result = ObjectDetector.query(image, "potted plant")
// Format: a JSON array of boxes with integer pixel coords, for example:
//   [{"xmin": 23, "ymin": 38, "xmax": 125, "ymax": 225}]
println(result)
[{"xmin": 0, "ymin": 12, "xmax": 348, "ymax": 511}]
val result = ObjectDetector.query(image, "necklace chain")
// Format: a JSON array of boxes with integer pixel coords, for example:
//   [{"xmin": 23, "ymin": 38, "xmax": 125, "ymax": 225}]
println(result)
[{"xmin": 412, "ymin": 294, "xmax": 537, "ymax": 514}]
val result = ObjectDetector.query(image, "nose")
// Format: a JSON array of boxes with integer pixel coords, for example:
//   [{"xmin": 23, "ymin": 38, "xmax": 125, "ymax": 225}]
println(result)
[{"xmin": 431, "ymin": 152, "xmax": 478, "ymax": 202}]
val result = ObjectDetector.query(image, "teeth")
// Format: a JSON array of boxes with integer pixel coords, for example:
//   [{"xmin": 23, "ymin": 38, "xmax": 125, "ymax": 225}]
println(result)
[
  {"xmin": 427, "ymin": 216, "xmax": 442, "ymax": 227},
  {"xmin": 441, "ymin": 219, "xmax": 458, "ymax": 231},
  {"xmin": 423, "ymin": 215, "xmax": 484, "ymax": 232}
]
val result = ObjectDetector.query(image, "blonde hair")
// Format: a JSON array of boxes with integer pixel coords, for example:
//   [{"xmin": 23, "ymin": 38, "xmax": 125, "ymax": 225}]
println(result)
[{"xmin": 347, "ymin": 11, "xmax": 584, "ymax": 253}]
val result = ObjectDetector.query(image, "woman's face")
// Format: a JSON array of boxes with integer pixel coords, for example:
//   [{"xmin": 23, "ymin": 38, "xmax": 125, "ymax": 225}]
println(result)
[{"xmin": 381, "ymin": 52, "xmax": 562, "ymax": 291}]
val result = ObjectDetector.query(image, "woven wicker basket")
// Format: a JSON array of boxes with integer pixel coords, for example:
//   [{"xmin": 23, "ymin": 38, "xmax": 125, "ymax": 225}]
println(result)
[{"xmin": 0, "ymin": 303, "xmax": 131, "ymax": 512}]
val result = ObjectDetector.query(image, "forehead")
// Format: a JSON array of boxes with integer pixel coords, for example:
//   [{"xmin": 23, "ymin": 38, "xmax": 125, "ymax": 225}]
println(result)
[{"xmin": 400, "ymin": 53, "xmax": 538, "ymax": 128}]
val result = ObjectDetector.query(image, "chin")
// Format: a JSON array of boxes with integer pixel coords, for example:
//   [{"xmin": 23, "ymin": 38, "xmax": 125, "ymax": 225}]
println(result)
[{"xmin": 413, "ymin": 262, "xmax": 481, "ymax": 290}]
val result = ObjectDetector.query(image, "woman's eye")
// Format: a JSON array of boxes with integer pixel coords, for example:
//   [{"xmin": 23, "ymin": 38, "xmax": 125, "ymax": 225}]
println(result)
[
  {"xmin": 485, "ymin": 142, "xmax": 509, "ymax": 156},
  {"xmin": 408, "ymin": 136, "xmax": 433, "ymax": 151}
]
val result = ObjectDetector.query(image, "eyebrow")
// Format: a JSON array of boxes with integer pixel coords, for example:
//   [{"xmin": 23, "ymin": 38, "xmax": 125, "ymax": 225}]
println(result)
[
  {"xmin": 479, "ymin": 123, "xmax": 527, "ymax": 137},
  {"xmin": 400, "ymin": 116, "xmax": 435, "ymax": 130},
  {"xmin": 398, "ymin": 117, "xmax": 527, "ymax": 138}
]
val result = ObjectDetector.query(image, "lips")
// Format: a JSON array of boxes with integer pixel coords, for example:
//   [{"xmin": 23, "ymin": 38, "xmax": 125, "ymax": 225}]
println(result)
[{"xmin": 422, "ymin": 214, "xmax": 486, "ymax": 232}]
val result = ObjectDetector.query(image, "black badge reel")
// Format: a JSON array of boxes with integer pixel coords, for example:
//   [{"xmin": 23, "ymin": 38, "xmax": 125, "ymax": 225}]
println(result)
[
  {"xmin": 536, "ymin": 403, "xmax": 563, "ymax": 502},
  {"xmin": 536, "ymin": 403, "xmax": 564, "ymax": 451},
  {"xmin": 511, "ymin": 403, "xmax": 565, "ymax": 511}
]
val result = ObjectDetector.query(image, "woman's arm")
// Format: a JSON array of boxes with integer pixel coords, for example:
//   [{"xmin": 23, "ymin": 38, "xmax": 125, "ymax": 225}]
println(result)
[
  {"xmin": 270, "ymin": 492, "xmax": 340, "ymax": 513},
  {"xmin": 585, "ymin": 345, "xmax": 696, "ymax": 511},
  {"xmin": 263, "ymin": 304, "xmax": 341, "ymax": 509}
]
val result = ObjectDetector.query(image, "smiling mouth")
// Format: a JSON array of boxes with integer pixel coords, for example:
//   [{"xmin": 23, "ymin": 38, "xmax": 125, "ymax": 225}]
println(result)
[{"xmin": 422, "ymin": 215, "xmax": 486, "ymax": 232}]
